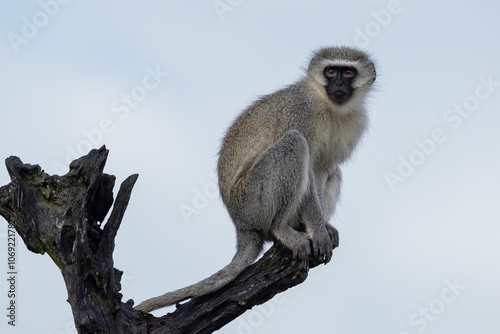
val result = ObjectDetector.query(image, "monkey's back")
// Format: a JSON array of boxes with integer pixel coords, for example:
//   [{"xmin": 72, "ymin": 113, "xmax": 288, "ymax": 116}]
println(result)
[{"xmin": 217, "ymin": 80, "xmax": 323, "ymax": 202}]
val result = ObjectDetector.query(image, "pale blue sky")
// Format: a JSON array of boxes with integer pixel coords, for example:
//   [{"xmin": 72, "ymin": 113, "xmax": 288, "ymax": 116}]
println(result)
[{"xmin": 1, "ymin": 1, "xmax": 499, "ymax": 333}]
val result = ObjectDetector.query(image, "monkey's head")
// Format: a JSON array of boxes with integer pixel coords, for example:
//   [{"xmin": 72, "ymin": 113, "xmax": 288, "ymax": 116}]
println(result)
[{"xmin": 308, "ymin": 46, "xmax": 376, "ymax": 105}]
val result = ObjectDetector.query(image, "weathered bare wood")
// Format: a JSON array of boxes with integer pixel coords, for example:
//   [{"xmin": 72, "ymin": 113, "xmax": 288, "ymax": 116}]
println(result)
[{"xmin": 0, "ymin": 147, "xmax": 334, "ymax": 334}]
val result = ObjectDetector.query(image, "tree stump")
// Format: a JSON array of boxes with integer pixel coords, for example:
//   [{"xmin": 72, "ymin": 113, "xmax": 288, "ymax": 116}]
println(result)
[{"xmin": 0, "ymin": 146, "xmax": 333, "ymax": 334}]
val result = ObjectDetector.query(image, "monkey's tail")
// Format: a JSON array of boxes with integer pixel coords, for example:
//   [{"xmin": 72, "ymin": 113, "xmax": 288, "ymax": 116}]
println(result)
[{"xmin": 134, "ymin": 229, "xmax": 263, "ymax": 313}]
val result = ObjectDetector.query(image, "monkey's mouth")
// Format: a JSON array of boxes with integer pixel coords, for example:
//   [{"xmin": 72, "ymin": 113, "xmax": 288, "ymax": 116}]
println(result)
[{"xmin": 328, "ymin": 91, "xmax": 349, "ymax": 104}]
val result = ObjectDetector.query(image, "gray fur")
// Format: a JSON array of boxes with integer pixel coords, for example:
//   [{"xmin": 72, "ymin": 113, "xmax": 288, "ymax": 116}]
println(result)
[{"xmin": 135, "ymin": 46, "xmax": 376, "ymax": 313}]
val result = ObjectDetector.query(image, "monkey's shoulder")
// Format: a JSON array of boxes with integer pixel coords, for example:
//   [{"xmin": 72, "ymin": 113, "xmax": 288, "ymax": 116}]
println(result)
[{"xmin": 243, "ymin": 80, "xmax": 321, "ymax": 121}]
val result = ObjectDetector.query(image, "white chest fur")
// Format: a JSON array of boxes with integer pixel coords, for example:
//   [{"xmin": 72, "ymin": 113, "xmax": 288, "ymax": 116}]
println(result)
[{"xmin": 312, "ymin": 106, "xmax": 367, "ymax": 173}]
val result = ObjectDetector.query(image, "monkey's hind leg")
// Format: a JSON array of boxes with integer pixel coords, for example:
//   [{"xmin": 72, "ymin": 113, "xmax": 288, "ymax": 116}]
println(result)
[
  {"xmin": 321, "ymin": 168, "xmax": 342, "ymax": 249},
  {"xmin": 243, "ymin": 130, "xmax": 313, "ymax": 264}
]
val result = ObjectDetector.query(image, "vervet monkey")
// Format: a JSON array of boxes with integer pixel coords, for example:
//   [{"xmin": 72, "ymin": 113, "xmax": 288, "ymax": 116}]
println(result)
[{"xmin": 136, "ymin": 46, "xmax": 376, "ymax": 313}]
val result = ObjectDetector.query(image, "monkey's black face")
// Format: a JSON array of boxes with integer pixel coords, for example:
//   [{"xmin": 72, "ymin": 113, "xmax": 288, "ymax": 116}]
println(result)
[{"xmin": 324, "ymin": 66, "xmax": 357, "ymax": 104}]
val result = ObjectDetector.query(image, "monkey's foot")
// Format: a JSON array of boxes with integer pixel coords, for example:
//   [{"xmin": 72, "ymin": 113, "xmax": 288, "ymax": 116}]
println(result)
[
  {"xmin": 289, "ymin": 237, "xmax": 311, "ymax": 272},
  {"xmin": 309, "ymin": 224, "xmax": 335, "ymax": 264},
  {"xmin": 272, "ymin": 226, "xmax": 312, "ymax": 269},
  {"xmin": 325, "ymin": 224, "xmax": 339, "ymax": 249},
  {"xmin": 289, "ymin": 235, "xmax": 311, "ymax": 263}
]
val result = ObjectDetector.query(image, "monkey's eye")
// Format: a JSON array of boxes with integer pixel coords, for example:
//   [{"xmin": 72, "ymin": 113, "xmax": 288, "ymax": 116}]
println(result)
[
  {"xmin": 325, "ymin": 68, "xmax": 337, "ymax": 78},
  {"xmin": 344, "ymin": 70, "xmax": 355, "ymax": 78}
]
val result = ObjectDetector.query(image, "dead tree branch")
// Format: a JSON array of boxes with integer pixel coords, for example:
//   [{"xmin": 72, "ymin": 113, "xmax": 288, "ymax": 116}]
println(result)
[{"xmin": 0, "ymin": 147, "xmax": 332, "ymax": 334}]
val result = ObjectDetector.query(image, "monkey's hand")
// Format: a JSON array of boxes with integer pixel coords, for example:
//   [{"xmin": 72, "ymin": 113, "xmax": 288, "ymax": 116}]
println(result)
[{"xmin": 309, "ymin": 224, "xmax": 336, "ymax": 264}]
